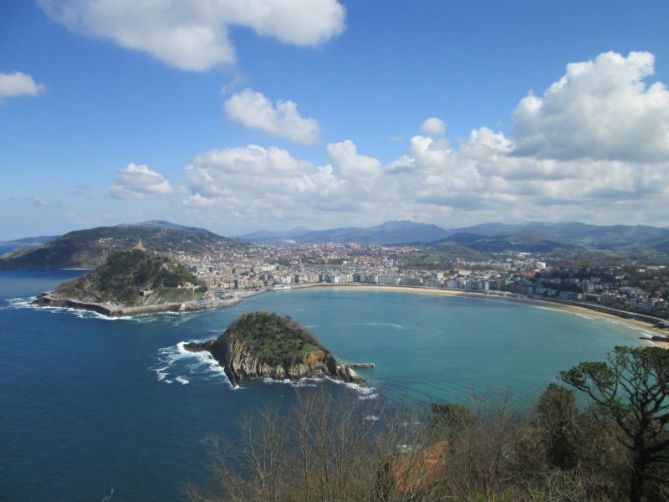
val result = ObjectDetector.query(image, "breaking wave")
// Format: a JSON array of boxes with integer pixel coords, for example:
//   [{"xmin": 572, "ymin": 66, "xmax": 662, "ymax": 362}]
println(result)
[
  {"xmin": 1, "ymin": 296, "xmax": 135, "ymax": 320},
  {"xmin": 150, "ymin": 340, "xmax": 232, "ymax": 387}
]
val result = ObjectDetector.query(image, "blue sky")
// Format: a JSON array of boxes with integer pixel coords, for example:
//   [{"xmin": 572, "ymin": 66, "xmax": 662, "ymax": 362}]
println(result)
[{"xmin": 1, "ymin": 0, "xmax": 669, "ymax": 239}]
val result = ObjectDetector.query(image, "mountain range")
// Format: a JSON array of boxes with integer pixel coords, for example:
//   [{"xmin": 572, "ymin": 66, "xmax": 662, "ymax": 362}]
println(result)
[
  {"xmin": 2, "ymin": 219, "xmax": 668, "ymax": 269},
  {"xmin": 242, "ymin": 220, "xmax": 669, "ymax": 252},
  {"xmin": 242, "ymin": 220, "xmax": 451, "ymax": 246}
]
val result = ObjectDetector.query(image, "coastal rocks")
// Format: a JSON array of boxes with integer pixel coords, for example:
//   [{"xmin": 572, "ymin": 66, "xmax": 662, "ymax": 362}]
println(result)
[
  {"xmin": 33, "ymin": 293, "xmax": 116, "ymax": 316},
  {"xmin": 184, "ymin": 312, "xmax": 363, "ymax": 386},
  {"xmin": 32, "ymin": 292, "xmax": 207, "ymax": 317}
]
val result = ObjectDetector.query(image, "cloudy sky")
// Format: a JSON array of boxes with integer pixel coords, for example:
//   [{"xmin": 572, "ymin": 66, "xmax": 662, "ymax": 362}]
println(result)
[{"xmin": 1, "ymin": 1, "xmax": 669, "ymax": 239}]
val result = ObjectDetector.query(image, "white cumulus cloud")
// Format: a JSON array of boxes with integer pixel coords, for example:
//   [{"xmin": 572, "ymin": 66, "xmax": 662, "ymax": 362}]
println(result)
[
  {"xmin": 224, "ymin": 89, "xmax": 320, "ymax": 144},
  {"xmin": 327, "ymin": 140, "xmax": 383, "ymax": 184},
  {"xmin": 181, "ymin": 51, "xmax": 669, "ymax": 228},
  {"xmin": 420, "ymin": 117, "xmax": 446, "ymax": 137},
  {"xmin": 111, "ymin": 163, "xmax": 174, "ymax": 199},
  {"xmin": 37, "ymin": 0, "xmax": 346, "ymax": 71},
  {"xmin": 512, "ymin": 51, "xmax": 669, "ymax": 162},
  {"xmin": 0, "ymin": 72, "xmax": 45, "ymax": 102},
  {"xmin": 184, "ymin": 145, "xmax": 343, "ymax": 214}
]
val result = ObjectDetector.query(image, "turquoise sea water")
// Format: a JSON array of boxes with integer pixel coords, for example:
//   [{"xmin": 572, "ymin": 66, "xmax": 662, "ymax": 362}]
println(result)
[{"xmin": 0, "ymin": 270, "xmax": 647, "ymax": 500}]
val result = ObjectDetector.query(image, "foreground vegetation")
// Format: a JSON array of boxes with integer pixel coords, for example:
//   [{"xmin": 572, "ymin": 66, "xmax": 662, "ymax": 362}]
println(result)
[{"xmin": 187, "ymin": 346, "xmax": 669, "ymax": 501}]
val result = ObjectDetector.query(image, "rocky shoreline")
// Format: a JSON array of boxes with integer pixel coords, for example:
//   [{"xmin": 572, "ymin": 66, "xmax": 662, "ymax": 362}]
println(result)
[
  {"xmin": 184, "ymin": 337, "xmax": 362, "ymax": 386},
  {"xmin": 33, "ymin": 293, "xmax": 240, "ymax": 317}
]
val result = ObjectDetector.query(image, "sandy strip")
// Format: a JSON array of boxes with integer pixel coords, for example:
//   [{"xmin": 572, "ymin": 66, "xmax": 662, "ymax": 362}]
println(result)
[{"xmin": 285, "ymin": 284, "xmax": 669, "ymax": 349}]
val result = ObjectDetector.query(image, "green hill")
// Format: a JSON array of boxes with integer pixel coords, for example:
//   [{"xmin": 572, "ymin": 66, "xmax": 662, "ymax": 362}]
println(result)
[
  {"xmin": 0, "ymin": 222, "xmax": 245, "ymax": 269},
  {"xmin": 221, "ymin": 311, "xmax": 326, "ymax": 365},
  {"xmin": 48, "ymin": 249, "xmax": 207, "ymax": 307},
  {"xmin": 185, "ymin": 312, "xmax": 362, "ymax": 385}
]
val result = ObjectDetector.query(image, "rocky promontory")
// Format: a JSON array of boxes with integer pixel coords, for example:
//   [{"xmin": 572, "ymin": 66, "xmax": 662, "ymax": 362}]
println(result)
[
  {"xmin": 33, "ymin": 249, "xmax": 213, "ymax": 316},
  {"xmin": 184, "ymin": 311, "xmax": 363, "ymax": 386}
]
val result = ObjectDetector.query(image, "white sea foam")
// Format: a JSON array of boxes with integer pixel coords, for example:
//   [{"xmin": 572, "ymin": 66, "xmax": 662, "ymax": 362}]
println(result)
[
  {"xmin": 639, "ymin": 331, "xmax": 660, "ymax": 346},
  {"xmin": 74, "ymin": 310, "xmax": 134, "ymax": 321},
  {"xmin": 5, "ymin": 296, "xmax": 200, "ymax": 323},
  {"xmin": 4, "ymin": 296, "xmax": 140, "ymax": 321},
  {"xmin": 151, "ymin": 340, "xmax": 233, "ymax": 388},
  {"xmin": 2, "ymin": 296, "xmax": 37, "ymax": 310},
  {"xmin": 262, "ymin": 376, "xmax": 375, "ymax": 397},
  {"xmin": 362, "ymin": 322, "xmax": 405, "ymax": 329},
  {"xmin": 343, "ymin": 321, "xmax": 405, "ymax": 329},
  {"xmin": 532, "ymin": 306, "xmax": 562, "ymax": 313},
  {"xmin": 323, "ymin": 377, "xmax": 378, "ymax": 400}
]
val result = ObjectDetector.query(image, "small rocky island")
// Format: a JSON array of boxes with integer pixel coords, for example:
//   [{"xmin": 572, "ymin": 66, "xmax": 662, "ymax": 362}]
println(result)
[
  {"xmin": 34, "ymin": 249, "xmax": 215, "ymax": 316},
  {"xmin": 185, "ymin": 312, "xmax": 363, "ymax": 386}
]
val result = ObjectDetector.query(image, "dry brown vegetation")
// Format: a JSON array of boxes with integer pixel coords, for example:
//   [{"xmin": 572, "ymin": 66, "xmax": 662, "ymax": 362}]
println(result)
[{"xmin": 186, "ymin": 346, "xmax": 669, "ymax": 502}]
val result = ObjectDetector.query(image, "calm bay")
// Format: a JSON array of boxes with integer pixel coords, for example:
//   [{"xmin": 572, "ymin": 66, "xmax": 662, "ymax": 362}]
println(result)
[{"xmin": 0, "ymin": 270, "xmax": 646, "ymax": 501}]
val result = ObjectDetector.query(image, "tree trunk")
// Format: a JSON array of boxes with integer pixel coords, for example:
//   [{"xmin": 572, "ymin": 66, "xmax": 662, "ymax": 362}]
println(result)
[{"xmin": 629, "ymin": 454, "xmax": 646, "ymax": 502}]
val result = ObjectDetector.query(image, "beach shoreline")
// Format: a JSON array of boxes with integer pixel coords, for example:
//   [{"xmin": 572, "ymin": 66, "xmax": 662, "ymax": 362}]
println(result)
[{"xmin": 279, "ymin": 283, "xmax": 669, "ymax": 348}]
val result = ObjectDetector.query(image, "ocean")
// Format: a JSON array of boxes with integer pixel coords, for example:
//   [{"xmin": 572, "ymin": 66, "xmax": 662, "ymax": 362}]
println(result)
[{"xmin": 0, "ymin": 270, "xmax": 645, "ymax": 501}]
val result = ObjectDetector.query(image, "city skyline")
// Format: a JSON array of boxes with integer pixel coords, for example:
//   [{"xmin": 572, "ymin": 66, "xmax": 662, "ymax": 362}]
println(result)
[{"xmin": 2, "ymin": 1, "xmax": 669, "ymax": 239}]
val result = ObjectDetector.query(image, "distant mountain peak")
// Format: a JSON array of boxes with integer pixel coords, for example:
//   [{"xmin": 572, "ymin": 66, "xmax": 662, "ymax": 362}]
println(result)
[{"xmin": 242, "ymin": 220, "xmax": 451, "ymax": 245}]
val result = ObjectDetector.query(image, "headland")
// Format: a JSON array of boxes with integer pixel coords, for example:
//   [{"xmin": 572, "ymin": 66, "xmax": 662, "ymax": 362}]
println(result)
[{"xmin": 32, "ymin": 248, "xmax": 239, "ymax": 317}]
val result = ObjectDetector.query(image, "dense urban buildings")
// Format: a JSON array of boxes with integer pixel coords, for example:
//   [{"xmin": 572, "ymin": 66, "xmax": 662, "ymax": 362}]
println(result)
[{"xmin": 174, "ymin": 242, "xmax": 669, "ymax": 323}]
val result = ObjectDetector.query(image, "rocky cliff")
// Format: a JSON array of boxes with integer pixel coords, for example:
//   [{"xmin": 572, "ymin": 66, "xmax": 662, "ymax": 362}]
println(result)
[{"xmin": 184, "ymin": 312, "xmax": 362, "ymax": 386}]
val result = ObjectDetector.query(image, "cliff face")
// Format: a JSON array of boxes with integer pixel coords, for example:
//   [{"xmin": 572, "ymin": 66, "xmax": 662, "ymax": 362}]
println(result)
[{"xmin": 184, "ymin": 312, "xmax": 362, "ymax": 386}]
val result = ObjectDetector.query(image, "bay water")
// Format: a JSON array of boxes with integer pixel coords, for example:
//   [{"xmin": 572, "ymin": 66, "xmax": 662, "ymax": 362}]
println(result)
[{"xmin": 0, "ymin": 270, "xmax": 645, "ymax": 501}]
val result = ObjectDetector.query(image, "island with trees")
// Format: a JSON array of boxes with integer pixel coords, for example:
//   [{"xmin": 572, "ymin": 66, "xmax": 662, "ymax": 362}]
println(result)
[{"xmin": 184, "ymin": 311, "xmax": 363, "ymax": 386}]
